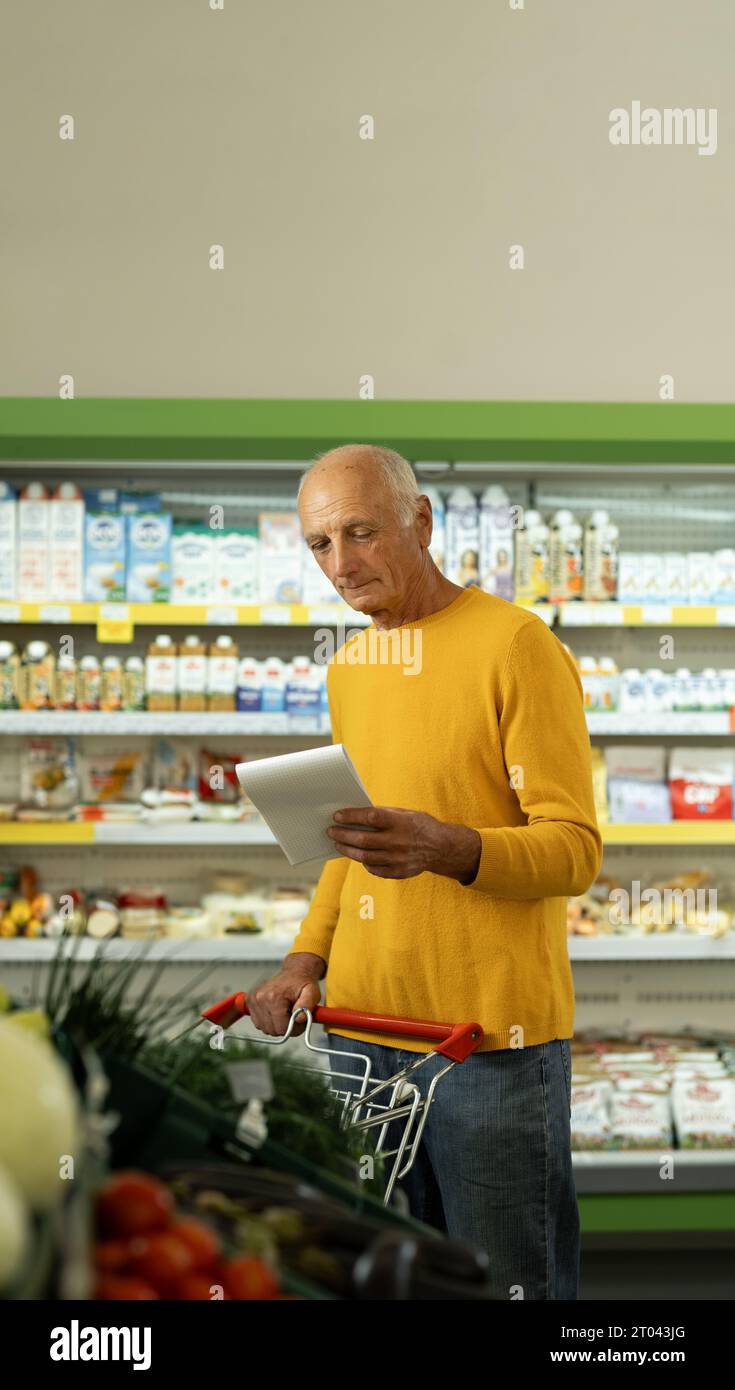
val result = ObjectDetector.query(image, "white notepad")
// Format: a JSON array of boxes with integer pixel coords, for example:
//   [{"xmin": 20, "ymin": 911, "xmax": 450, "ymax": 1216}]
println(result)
[{"xmin": 235, "ymin": 743, "xmax": 375, "ymax": 866}]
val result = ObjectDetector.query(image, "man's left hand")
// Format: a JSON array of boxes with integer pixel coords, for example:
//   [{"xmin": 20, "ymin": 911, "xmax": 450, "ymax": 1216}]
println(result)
[{"xmin": 326, "ymin": 806, "xmax": 481, "ymax": 883}]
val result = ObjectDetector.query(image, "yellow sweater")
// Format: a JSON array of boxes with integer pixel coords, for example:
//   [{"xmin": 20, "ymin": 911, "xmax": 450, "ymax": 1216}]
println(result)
[{"xmin": 288, "ymin": 586, "xmax": 602, "ymax": 1053}]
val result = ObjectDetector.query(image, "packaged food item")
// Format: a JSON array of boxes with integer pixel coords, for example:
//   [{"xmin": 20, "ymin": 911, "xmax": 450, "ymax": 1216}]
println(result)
[
  {"xmin": 84, "ymin": 512, "xmax": 127, "ymax": 602},
  {"xmin": 583, "ymin": 510, "xmax": 613, "ymax": 601},
  {"xmin": 672, "ymin": 668, "xmax": 694, "ymax": 711},
  {"xmin": 285, "ymin": 656, "xmax": 321, "ymax": 717},
  {"xmin": 261, "ymin": 655, "xmax": 286, "ymax": 713},
  {"xmin": 578, "ymin": 656, "xmax": 599, "ymax": 711},
  {"xmin": 126, "ymin": 512, "xmax": 172, "ymax": 603},
  {"xmin": 19, "ymin": 640, "xmax": 55, "ymax": 710},
  {"xmin": 163, "ymin": 906, "xmax": 213, "ymax": 939},
  {"xmin": 17, "ymin": 482, "xmax": 49, "ymax": 601},
  {"xmin": 49, "ymin": 482, "xmax": 84, "ymax": 603},
  {"xmin": 177, "ymin": 635, "xmax": 208, "ymax": 711},
  {"xmin": 0, "ymin": 482, "xmax": 17, "ymax": 601},
  {"xmin": 597, "ymin": 657, "xmax": 620, "ymax": 711},
  {"xmin": 618, "ymin": 552, "xmax": 643, "ymax": 604},
  {"xmin": 76, "ymin": 654, "xmax": 101, "ymax": 711},
  {"xmin": 641, "ymin": 552, "xmax": 666, "ymax": 603},
  {"xmin": 570, "ymin": 1083, "xmax": 612, "ymax": 1150},
  {"xmin": 236, "ymin": 657, "xmax": 263, "ymax": 712},
  {"xmin": 687, "ymin": 552, "xmax": 715, "ymax": 604},
  {"xmin": 644, "ymin": 668, "xmax": 674, "ymax": 713},
  {"xmin": 529, "ymin": 521, "xmax": 551, "ymax": 603},
  {"xmin": 607, "ymin": 779, "xmax": 671, "ymax": 824},
  {"xmin": 514, "ymin": 509, "xmax": 543, "ymax": 606},
  {"xmin": 672, "ymin": 1078, "xmax": 735, "ymax": 1148},
  {"xmin": 98, "ymin": 655, "xmax": 123, "ymax": 712},
  {"xmin": 86, "ymin": 898, "xmax": 121, "ymax": 939},
  {"xmin": 83, "ymin": 487, "xmax": 118, "ymax": 513},
  {"xmin": 609, "ymin": 1091, "xmax": 673, "ymax": 1149},
  {"xmin": 151, "ymin": 739, "xmax": 197, "ymax": 793},
  {"xmin": 171, "ymin": 527, "xmax": 215, "ymax": 603},
  {"xmin": 118, "ymin": 491, "xmax": 161, "ymax": 514},
  {"xmin": 444, "ymin": 488, "xmax": 479, "ymax": 588},
  {"xmin": 669, "ymin": 747, "xmax": 734, "ymax": 820},
  {"xmin": 479, "ymin": 487, "xmax": 514, "ymax": 601},
  {"xmin": 79, "ymin": 750, "xmax": 146, "ymax": 803},
  {"xmin": 20, "ymin": 739, "xmax": 78, "ymax": 810},
  {"xmin": 548, "ymin": 510, "xmax": 576, "ymax": 603},
  {"xmin": 54, "ymin": 654, "xmax": 77, "ymax": 710},
  {"xmin": 207, "ymin": 635, "xmax": 239, "ymax": 712},
  {"xmin": 713, "ymin": 549, "xmax": 735, "ymax": 605},
  {"xmin": 257, "ymin": 512, "xmax": 303, "ymax": 603},
  {"xmin": 145, "ymin": 635, "xmax": 177, "ymax": 712},
  {"xmin": 122, "ymin": 656, "xmax": 145, "ymax": 711},
  {"xmin": 0, "ymin": 641, "xmax": 20, "ymax": 709},
  {"xmin": 197, "ymin": 748, "xmax": 242, "ymax": 803},
  {"xmin": 300, "ymin": 535, "xmax": 337, "ymax": 604},
  {"xmin": 213, "ymin": 529, "xmax": 259, "ymax": 604},
  {"xmin": 664, "ymin": 553, "xmax": 689, "ymax": 604},
  {"xmin": 118, "ymin": 888, "xmax": 168, "ymax": 940}
]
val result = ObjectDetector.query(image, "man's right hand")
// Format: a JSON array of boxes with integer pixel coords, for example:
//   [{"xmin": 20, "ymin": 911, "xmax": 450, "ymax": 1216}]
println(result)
[{"xmin": 247, "ymin": 956, "xmax": 324, "ymax": 1037}]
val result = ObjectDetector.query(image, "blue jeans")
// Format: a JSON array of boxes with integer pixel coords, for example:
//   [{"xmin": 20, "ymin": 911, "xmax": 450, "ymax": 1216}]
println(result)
[{"xmin": 325, "ymin": 1032, "xmax": 579, "ymax": 1301}]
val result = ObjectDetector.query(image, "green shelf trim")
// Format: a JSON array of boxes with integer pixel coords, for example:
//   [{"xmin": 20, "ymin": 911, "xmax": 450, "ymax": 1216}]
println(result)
[
  {"xmin": 579, "ymin": 1191, "xmax": 735, "ymax": 1234},
  {"xmin": 3, "ymin": 398, "xmax": 735, "ymax": 462}
]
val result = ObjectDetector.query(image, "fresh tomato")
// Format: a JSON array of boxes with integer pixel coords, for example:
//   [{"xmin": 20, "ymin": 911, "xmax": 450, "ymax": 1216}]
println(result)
[
  {"xmin": 95, "ymin": 1275, "xmax": 159, "ymax": 1300},
  {"xmin": 221, "ymin": 1255, "xmax": 280, "ymax": 1301},
  {"xmin": 132, "ymin": 1232, "xmax": 196, "ymax": 1296},
  {"xmin": 168, "ymin": 1217, "xmax": 220, "ymax": 1271},
  {"xmin": 176, "ymin": 1272, "xmax": 227, "ymax": 1300},
  {"xmin": 96, "ymin": 1172, "xmax": 174, "ymax": 1239},
  {"xmin": 94, "ymin": 1239, "xmax": 134, "ymax": 1273}
]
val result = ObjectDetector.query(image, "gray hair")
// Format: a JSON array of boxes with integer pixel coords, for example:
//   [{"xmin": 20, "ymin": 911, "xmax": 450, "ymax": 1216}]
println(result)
[{"xmin": 296, "ymin": 444, "xmax": 420, "ymax": 528}]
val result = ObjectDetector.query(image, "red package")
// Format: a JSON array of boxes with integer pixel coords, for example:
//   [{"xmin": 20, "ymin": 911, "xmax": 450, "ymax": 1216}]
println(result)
[{"xmin": 669, "ymin": 747, "xmax": 734, "ymax": 820}]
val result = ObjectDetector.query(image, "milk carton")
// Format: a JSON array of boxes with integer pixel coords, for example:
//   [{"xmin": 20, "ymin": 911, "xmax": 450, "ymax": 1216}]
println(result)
[
  {"xmin": 548, "ymin": 510, "xmax": 575, "ymax": 602},
  {"xmin": 300, "ymin": 538, "xmax": 336, "ymax": 603},
  {"xmin": 618, "ymin": 552, "xmax": 643, "ymax": 604},
  {"xmin": 49, "ymin": 482, "xmax": 84, "ymax": 603},
  {"xmin": 583, "ymin": 510, "xmax": 610, "ymax": 601},
  {"xmin": 17, "ymin": 482, "xmax": 50, "ymax": 601},
  {"xmin": 261, "ymin": 655, "xmax": 286, "ymax": 712},
  {"xmin": 236, "ymin": 657, "xmax": 263, "ymax": 712},
  {"xmin": 479, "ymin": 487, "xmax": 514, "ymax": 601},
  {"xmin": 513, "ymin": 509, "xmax": 542, "ymax": 606},
  {"xmin": 688, "ymin": 552, "xmax": 715, "ymax": 604},
  {"xmin": 641, "ymin": 553, "xmax": 665, "ymax": 603},
  {"xmin": 126, "ymin": 512, "xmax": 172, "ymax": 603},
  {"xmin": 258, "ymin": 513, "xmax": 302, "ymax": 603},
  {"xmin": 445, "ymin": 487, "xmax": 479, "ymax": 586},
  {"xmin": 285, "ymin": 656, "xmax": 321, "ymax": 717},
  {"xmin": 713, "ymin": 549, "xmax": 735, "ymax": 605},
  {"xmin": 664, "ymin": 553, "xmax": 689, "ymax": 604},
  {"xmin": 213, "ymin": 529, "xmax": 259, "ymax": 604},
  {"xmin": 84, "ymin": 512, "xmax": 126, "ymax": 602},
  {"xmin": 0, "ymin": 482, "xmax": 17, "ymax": 600},
  {"xmin": 171, "ymin": 526, "xmax": 215, "ymax": 603},
  {"xmin": 422, "ymin": 485, "xmax": 446, "ymax": 576}
]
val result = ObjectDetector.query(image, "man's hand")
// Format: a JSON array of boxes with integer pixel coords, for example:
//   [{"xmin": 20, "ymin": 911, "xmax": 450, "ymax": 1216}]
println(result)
[{"xmin": 326, "ymin": 806, "xmax": 482, "ymax": 883}]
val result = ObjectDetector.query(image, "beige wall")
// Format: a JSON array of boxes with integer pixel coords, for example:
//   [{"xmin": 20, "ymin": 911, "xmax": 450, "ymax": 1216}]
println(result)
[{"xmin": 2, "ymin": 0, "xmax": 733, "ymax": 401}]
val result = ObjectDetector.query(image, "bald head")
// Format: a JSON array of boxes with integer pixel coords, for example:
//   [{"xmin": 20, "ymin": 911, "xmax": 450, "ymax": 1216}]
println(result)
[{"xmin": 296, "ymin": 442, "xmax": 439, "ymax": 626}]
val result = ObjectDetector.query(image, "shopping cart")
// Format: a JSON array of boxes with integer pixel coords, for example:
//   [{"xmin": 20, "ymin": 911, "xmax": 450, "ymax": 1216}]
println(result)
[{"xmin": 199, "ymin": 992, "xmax": 484, "ymax": 1206}]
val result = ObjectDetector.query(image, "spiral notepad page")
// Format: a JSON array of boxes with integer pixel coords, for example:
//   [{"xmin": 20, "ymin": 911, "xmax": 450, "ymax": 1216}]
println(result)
[{"xmin": 235, "ymin": 743, "xmax": 374, "ymax": 866}]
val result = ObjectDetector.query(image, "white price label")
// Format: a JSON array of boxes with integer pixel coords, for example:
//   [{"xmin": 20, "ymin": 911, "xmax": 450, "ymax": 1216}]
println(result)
[
  {"xmin": 101, "ymin": 603, "xmax": 129, "ymax": 621},
  {"xmin": 206, "ymin": 606, "xmax": 238, "ymax": 625},
  {"xmin": 716, "ymin": 607, "xmax": 735, "ymax": 625},
  {"xmin": 260, "ymin": 606, "xmax": 291, "ymax": 625},
  {"xmin": 0, "ymin": 605, "xmax": 20, "ymax": 623},
  {"xmin": 642, "ymin": 605, "xmax": 672, "ymax": 624},
  {"xmin": 307, "ymin": 606, "xmax": 342, "ymax": 625},
  {"xmin": 39, "ymin": 604, "xmax": 71, "ymax": 622}
]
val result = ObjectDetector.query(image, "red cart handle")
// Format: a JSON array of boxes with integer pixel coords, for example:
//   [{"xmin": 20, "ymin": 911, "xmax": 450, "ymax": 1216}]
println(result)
[{"xmin": 201, "ymin": 992, "xmax": 484, "ymax": 1063}]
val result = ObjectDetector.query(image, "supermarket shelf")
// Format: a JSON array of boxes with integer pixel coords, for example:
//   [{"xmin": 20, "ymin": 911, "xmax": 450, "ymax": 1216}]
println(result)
[
  {"xmin": 602, "ymin": 822, "xmax": 735, "ymax": 845},
  {"xmin": 3, "ymin": 821, "xmax": 735, "ymax": 847},
  {"xmin": 573, "ymin": 1150, "xmax": 735, "ymax": 1196},
  {"xmin": 0, "ymin": 601, "xmax": 371, "ymax": 628},
  {"xmin": 2, "ymin": 710, "xmax": 731, "ymax": 737},
  {"xmin": 0, "ymin": 711, "xmax": 332, "ymax": 736},
  {"xmin": 587, "ymin": 711, "xmax": 734, "ymax": 735},
  {"xmin": 568, "ymin": 934, "xmax": 735, "ymax": 960},
  {"xmin": 558, "ymin": 602, "xmax": 735, "ymax": 627},
  {"xmin": 0, "ymin": 936, "xmax": 295, "ymax": 963}
]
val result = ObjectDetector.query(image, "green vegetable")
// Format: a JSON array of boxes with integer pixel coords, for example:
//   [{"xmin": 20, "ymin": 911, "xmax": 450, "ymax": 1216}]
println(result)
[{"xmin": 0, "ymin": 1019, "xmax": 81, "ymax": 1210}]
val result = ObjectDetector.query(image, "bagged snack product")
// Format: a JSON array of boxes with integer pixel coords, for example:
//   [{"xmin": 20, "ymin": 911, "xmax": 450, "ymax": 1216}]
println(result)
[
  {"xmin": 197, "ymin": 748, "xmax": 242, "ymax": 803},
  {"xmin": 570, "ymin": 1083, "xmax": 612, "ymax": 1150},
  {"xmin": 79, "ymin": 750, "xmax": 147, "ymax": 804},
  {"xmin": 20, "ymin": 739, "xmax": 78, "ymax": 811},
  {"xmin": 609, "ymin": 1091, "xmax": 673, "ymax": 1150},
  {"xmin": 672, "ymin": 1078, "xmax": 735, "ymax": 1149},
  {"xmin": 669, "ymin": 747, "xmax": 734, "ymax": 820}
]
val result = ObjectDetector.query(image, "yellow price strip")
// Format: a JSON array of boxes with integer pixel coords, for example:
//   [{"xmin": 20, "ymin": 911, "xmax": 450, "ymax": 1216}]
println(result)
[{"xmin": 97, "ymin": 604, "xmax": 134, "ymax": 643}]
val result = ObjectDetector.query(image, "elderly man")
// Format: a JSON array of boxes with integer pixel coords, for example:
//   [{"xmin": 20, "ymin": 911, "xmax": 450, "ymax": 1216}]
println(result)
[{"xmin": 247, "ymin": 444, "xmax": 602, "ymax": 1300}]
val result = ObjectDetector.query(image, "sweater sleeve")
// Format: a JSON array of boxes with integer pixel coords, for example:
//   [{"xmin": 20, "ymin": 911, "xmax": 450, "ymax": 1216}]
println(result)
[
  {"xmin": 286, "ymin": 664, "xmax": 350, "ymax": 964},
  {"xmin": 463, "ymin": 617, "xmax": 603, "ymax": 901}
]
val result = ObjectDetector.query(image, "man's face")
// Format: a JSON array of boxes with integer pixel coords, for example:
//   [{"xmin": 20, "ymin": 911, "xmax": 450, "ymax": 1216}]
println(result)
[{"xmin": 298, "ymin": 458, "xmax": 430, "ymax": 617}]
